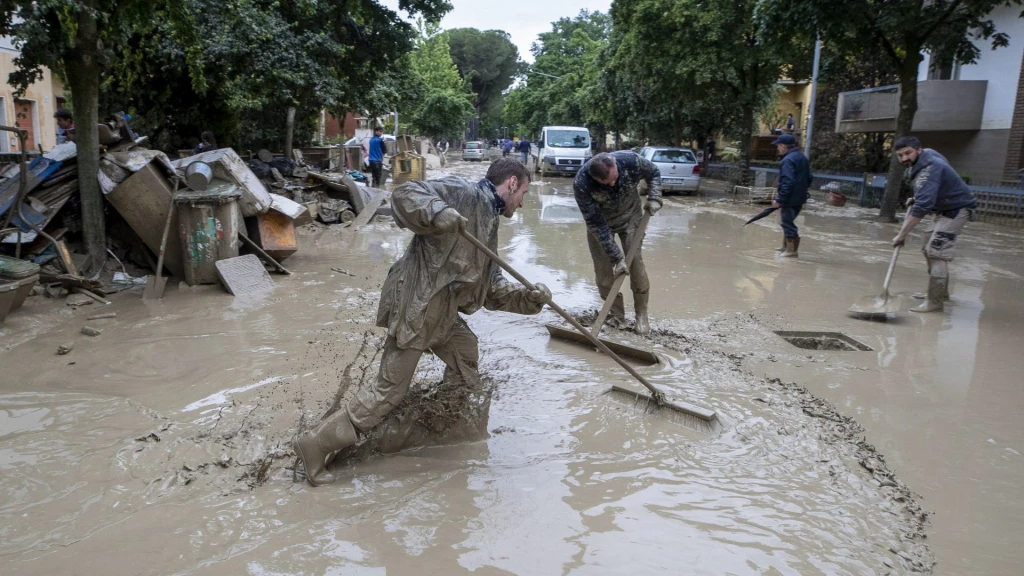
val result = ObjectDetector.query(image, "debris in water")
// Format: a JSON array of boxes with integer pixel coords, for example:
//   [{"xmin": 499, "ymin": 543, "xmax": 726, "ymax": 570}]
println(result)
[
  {"xmin": 57, "ymin": 343, "xmax": 74, "ymax": 355},
  {"xmin": 81, "ymin": 326, "xmax": 102, "ymax": 336}
]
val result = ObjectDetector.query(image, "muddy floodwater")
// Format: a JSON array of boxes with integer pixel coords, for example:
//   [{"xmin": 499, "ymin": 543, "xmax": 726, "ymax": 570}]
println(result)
[{"xmin": 2, "ymin": 160, "xmax": 1021, "ymax": 574}]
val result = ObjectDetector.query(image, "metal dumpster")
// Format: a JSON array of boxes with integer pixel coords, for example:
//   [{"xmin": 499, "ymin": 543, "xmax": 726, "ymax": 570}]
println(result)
[{"xmin": 174, "ymin": 182, "xmax": 242, "ymax": 285}]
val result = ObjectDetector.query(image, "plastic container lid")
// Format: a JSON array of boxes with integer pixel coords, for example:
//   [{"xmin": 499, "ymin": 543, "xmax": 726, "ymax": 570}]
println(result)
[
  {"xmin": 174, "ymin": 182, "xmax": 241, "ymax": 205},
  {"xmin": 0, "ymin": 255, "xmax": 41, "ymax": 280}
]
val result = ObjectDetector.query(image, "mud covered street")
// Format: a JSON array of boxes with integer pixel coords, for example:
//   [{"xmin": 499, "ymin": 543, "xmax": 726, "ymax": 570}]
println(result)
[{"xmin": 2, "ymin": 160, "xmax": 1022, "ymax": 574}]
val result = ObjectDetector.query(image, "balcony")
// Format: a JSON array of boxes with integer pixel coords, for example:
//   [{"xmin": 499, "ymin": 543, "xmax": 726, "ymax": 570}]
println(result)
[{"xmin": 836, "ymin": 80, "xmax": 987, "ymax": 133}]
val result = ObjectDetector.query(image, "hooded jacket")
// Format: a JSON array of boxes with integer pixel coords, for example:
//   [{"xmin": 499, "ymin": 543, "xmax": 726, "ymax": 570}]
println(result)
[
  {"xmin": 377, "ymin": 176, "xmax": 544, "ymax": 350},
  {"xmin": 908, "ymin": 149, "xmax": 977, "ymax": 218}
]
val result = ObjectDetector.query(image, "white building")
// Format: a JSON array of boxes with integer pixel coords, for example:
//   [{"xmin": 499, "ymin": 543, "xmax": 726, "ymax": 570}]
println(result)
[{"xmin": 835, "ymin": 4, "xmax": 1024, "ymax": 184}]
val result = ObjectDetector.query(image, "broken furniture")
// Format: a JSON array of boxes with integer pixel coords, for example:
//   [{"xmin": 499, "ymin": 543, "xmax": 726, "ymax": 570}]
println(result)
[
  {"xmin": 246, "ymin": 210, "xmax": 298, "ymax": 263},
  {"xmin": 0, "ymin": 254, "xmax": 40, "ymax": 313},
  {"xmin": 106, "ymin": 160, "xmax": 186, "ymax": 279},
  {"xmin": 392, "ymin": 151, "xmax": 425, "ymax": 186},
  {"xmin": 174, "ymin": 183, "xmax": 242, "ymax": 285},
  {"xmin": 172, "ymin": 148, "xmax": 273, "ymax": 217},
  {"xmin": 215, "ymin": 254, "xmax": 276, "ymax": 297}
]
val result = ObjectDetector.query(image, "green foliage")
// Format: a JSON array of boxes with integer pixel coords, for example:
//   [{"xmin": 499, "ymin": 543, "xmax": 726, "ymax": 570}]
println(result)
[
  {"xmin": 606, "ymin": 0, "xmax": 810, "ymax": 177},
  {"xmin": 447, "ymin": 27, "xmax": 520, "ymax": 126},
  {"xmin": 399, "ymin": 20, "xmax": 475, "ymax": 139},
  {"xmin": 502, "ymin": 10, "xmax": 610, "ymax": 140}
]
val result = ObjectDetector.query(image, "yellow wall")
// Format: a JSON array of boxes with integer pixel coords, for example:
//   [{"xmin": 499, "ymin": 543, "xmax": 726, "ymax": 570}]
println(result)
[
  {"xmin": 759, "ymin": 81, "xmax": 813, "ymax": 135},
  {"xmin": 0, "ymin": 49, "xmax": 60, "ymax": 152}
]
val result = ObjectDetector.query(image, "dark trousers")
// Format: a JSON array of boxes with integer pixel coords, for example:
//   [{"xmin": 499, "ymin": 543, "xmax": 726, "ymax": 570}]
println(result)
[
  {"xmin": 369, "ymin": 161, "xmax": 383, "ymax": 187},
  {"xmin": 780, "ymin": 205, "xmax": 802, "ymax": 238}
]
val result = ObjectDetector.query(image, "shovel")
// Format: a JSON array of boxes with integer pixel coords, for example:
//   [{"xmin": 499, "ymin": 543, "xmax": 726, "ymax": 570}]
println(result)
[
  {"xmin": 459, "ymin": 228, "xmax": 717, "ymax": 428},
  {"xmin": 546, "ymin": 212, "xmax": 658, "ymax": 365},
  {"xmin": 849, "ymin": 201, "xmax": 913, "ymax": 319},
  {"xmin": 143, "ymin": 183, "xmax": 179, "ymax": 300},
  {"xmin": 848, "ymin": 245, "xmax": 901, "ymax": 318}
]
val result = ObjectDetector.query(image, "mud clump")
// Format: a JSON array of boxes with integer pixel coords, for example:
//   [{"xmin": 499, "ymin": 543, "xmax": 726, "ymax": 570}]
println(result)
[{"xmin": 785, "ymin": 336, "xmax": 856, "ymax": 351}]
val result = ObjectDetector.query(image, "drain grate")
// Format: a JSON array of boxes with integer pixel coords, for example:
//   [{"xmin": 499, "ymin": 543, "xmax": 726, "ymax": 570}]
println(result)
[{"xmin": 775, "ymin": 331, "xmax": 872, "ymax": 351}]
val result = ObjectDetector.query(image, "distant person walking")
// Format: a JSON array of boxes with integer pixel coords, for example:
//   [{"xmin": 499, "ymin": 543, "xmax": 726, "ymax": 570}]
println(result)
[
  {"xmin": 786, "ymin": 113, "xmax": 796, "ymax": 133},
  {"xmin": 517, "ymin": 136, "xmax": 531, "ymax": 165},
  {"xmin": 891, "ymin": 136, "xmax": 977, "ymax": 313},
  {"xmin": 192, "ymin": 131, "xmax": 217, "ymax": 155},
  {"xmin": 771, "ymin": 134, "xmax": 811, "ymax": 258},
  {"xmin": 705, "ymin": 138, "xmax": 715, "ymax": 164},
  {"xmin": 502, "ymin": 138, "xmax": 513, "ymax": 158},
  {"xmin": 369, "ymin": 126, "xmax": 386, "ymax": 188}
]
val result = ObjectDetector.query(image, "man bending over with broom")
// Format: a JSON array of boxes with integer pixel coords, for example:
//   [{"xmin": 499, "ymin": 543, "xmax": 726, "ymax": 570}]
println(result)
[{"xmin": 294, "ymin": 158, "xmax": 551, "ymax": 486}]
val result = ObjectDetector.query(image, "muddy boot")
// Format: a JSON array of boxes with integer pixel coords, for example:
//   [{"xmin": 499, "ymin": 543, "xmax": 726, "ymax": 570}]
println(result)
[
  {"xmin": 910, "ymin": 277, "xmax": 947, "ymax": 313},
  {"xmin": 780, "ymin": 237, "xmax": 799, "ymax": 258},
  {"xmin": 634, "ymin": 292, "xmax": 650, "ymax": 336},
  {"xmin": 605, "ymin": 293, "xmax": 626, "ymax": 329},
  {"xmin": 293, "ymin": 410, "xmax": 359, "ymax": 486},
  {"xmin": 774, "ymin": 235, "xmax": 787, "ymax": 253}
]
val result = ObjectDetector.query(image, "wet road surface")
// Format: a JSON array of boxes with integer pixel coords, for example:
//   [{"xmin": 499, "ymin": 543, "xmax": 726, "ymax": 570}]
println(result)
[{"xmin": 1, "ymin": 160, "xmax": 1021, "ymax": 574}]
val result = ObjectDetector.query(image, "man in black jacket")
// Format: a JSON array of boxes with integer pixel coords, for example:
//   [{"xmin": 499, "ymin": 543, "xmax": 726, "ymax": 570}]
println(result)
[{"xmin": 771, "ymin": 134, "xmax": 811, "ymax": 258}]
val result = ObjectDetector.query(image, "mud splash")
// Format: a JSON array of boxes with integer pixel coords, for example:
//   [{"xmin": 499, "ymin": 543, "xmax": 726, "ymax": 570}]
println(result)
[{"xmin": 1, "ymin": 160, "xmax": 1021, "ymax": 574}]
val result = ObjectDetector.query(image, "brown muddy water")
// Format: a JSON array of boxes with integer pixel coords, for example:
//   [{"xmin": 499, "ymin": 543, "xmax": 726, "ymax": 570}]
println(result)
[{"xmin": 0, "ymin": 160, "xmax": 1020, "ymax": 574}]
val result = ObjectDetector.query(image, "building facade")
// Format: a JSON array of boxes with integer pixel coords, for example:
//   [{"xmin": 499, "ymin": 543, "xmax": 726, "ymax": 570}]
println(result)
[
  {"xmin": 835, "ymin": 5, "xmax": 1024, "ymax": 184},
  {"xmin": 0, "ymin": 36, "xmax": 64, "ymax": 153}
]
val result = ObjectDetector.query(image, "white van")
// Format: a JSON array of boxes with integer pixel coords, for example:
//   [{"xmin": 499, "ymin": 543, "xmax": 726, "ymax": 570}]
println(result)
[{"xmin": 534, "ymin": 126, "xmax": 592, "ymax": 177}]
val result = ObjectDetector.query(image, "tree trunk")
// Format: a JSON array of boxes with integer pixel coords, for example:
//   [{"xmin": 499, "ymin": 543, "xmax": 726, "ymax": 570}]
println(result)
[
  {"xmin": 738, "ymin": 103, "xmax": 755, "ymax": 185},
  {"xmin": 878, "ymin": 57, "xmax": 921, "ymax": 221},
  {"xmin": 65, "ymin": 0, "xmax": 104, "ymax": 274},
  {"xmin": 284, "ymin": 106, "xmax": 296, "ymax": 160}
]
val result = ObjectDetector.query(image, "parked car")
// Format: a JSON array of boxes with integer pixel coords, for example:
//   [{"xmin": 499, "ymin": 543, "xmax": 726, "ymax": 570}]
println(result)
[
  {"xmin": 463, "ymin": 141, "xmax": 485, "ymax": 162},
  {"xmin": 639, "ymin": 146, "xmax": 701, "ymax": 194}
]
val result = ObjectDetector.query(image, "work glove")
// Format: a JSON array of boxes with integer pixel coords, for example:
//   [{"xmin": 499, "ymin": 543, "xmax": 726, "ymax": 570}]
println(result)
[
  {"xmin": 892, "ymin": 234, "xmax": 906, "ymax": 248},
  {"xmin": 527, "ymin": 282, "xmax": 551, "ymax": 305},
  {"xmin": 433, "ymin": 207, "xmax": 468, "ymax": 234},
  {"xmin": 645, "ymin": 200, "xmax": 662, "ymax": 216},
  {"xmin": 612, "ymin": 259, "xmax": 629, "ymax": 277}
]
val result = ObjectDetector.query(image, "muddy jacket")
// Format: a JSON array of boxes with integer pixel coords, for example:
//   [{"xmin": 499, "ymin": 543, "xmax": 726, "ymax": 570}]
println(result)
[
  {"xmin": 573, "ymin": 151, "xmax": 662, "ymax": 263},
  {"xmin": 908, "ymin": 149, "xmax": 977, "ymax": 218},
  {"xmin": 775, "ymin": 149, "xmax": 811, "ymax": 207},
  {"xmin": 377, "ymin": 176, "xmax": 544, "ymax": 350}
]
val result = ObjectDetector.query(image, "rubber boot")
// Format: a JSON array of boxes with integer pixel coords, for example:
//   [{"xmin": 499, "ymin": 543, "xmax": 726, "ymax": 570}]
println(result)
[
  {"xmin": 780, "ymin": 237, "xmax": 799, "ymax": 258},
  {"xmin": 634, "ymin": 292, "xmax": 650, "ymax": 336},
  {"xmin": 293, "ymin": 410, "xmax": 359, "ymax": 486},
  {"xmin": 606, "ymin": 293, "xmax": 626, "ymax": 329},
  {"xmin": 774, "ymin": 235, "xmax": 787, "ymax": 253},
  {"xmin": 910, "ymin": 277, "xmax": 947, "ymax": 313}
]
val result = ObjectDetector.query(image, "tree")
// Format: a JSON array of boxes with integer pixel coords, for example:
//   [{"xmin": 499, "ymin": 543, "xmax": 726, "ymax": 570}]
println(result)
[
  {"xmin": 776, "ymin": 0, "xmax": 1022, "ymax": 220},
  {"xmin": 447, "ymin": 28, "xmax": 520, "ymax": 138},
  {"xmin": 0, "ymin": 0, "xmax": 190, "ymax": 271},
  {"xmin": 402, "ymin": 20, "xmax": 475, "ymax": 138},
  {"xmin": 607, "ymin": 0, "xmax": 810, "ymax": 179},
  {"xmin": 502, "ymin": 10, "xmax": 611, "ymax": 142}
]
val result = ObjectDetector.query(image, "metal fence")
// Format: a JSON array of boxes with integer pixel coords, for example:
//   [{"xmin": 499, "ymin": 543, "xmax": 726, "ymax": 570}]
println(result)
[{"xmin": 704, "ymin": 163, "xmax": 1024, "ymax": 228}]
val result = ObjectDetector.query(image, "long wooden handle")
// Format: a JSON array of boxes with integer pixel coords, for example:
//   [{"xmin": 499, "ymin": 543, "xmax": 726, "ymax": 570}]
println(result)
[
  {"xmin": 880, "ymin": 245, "xmax": 900, "ymax": 294},
  {"xmin": 592, "ymin": 212, "xmax": 651, "ymax": 336},
  {"xmin": 459, "ymin": 228, "xmax": 667, "ymax": 404},
  {"xmin": 154, "ymin": 184, "xmax": 179, "ymax": 278}
]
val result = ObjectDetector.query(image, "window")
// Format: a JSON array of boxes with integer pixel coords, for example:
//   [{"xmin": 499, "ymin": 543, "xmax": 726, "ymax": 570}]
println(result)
[
  {"xmin": 465, "ymin": 142, "xmax": 481, "ymax": 149},
  {"xmin": 652, "ymin": 150, "xmax": 696, "ymax": 164},
  {"xmin": 928, "ymin": 56, "xmax": 959, "ymax": 80},
  {"xmin": 545, "ymin": 130, "xmax": 590, "ymax": 149}
]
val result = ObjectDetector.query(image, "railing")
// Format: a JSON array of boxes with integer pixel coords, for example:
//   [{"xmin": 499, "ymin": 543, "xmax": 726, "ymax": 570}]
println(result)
[
  {"xmin": 704, "ymin": 163, "xmax": 1024, "ymax": 228},
  {"xmin": 839, "ymin": 85, "xmax": 899, "ymax": 122}
]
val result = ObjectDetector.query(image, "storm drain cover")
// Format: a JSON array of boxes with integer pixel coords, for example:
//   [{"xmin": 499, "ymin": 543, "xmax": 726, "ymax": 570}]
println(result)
[{"xmin": 775, "ymin": 331, "xmax": 872, "ymax": 351}]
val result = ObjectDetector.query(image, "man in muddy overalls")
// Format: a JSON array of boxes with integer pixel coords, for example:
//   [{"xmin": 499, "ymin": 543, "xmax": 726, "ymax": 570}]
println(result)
[
  {"xmin": 891, "ymin": 136, "xmax": 977, "ymax": 313},
  {"xmin": 574, "ymin": 151, "xmax": 662, "ymax": 335},
  {"xmin": 294, "ymin": 158, "xmax": 551, "ymax": 486}
]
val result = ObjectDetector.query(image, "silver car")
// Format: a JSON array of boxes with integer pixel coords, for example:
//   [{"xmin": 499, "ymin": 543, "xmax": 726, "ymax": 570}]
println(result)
[
  {"xmin": 639, "ymin": 147, "xmax": 701, "ymax": 194},
  {"xmin": 462, "ymin": 141, "xmax": 485, "ymax": 162}
]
